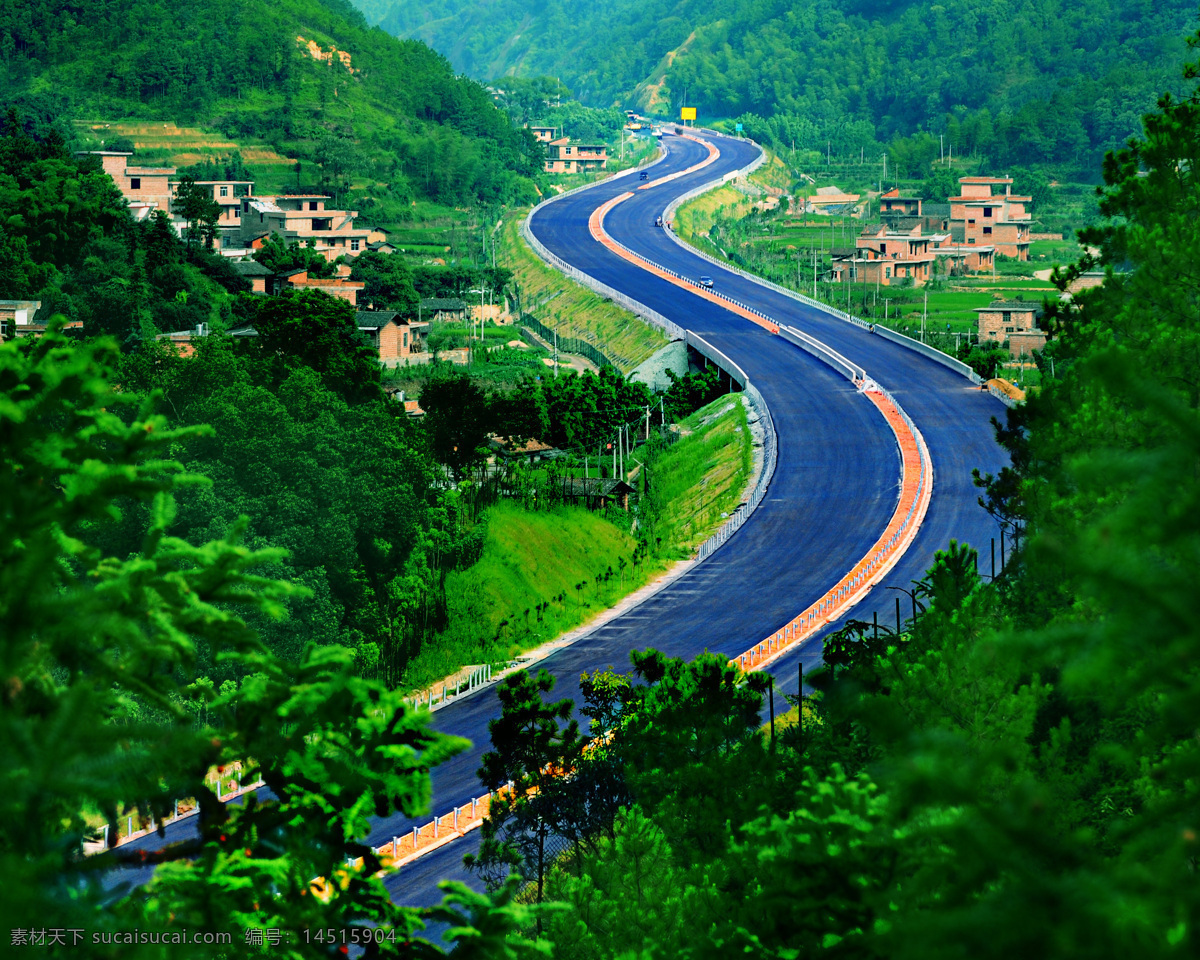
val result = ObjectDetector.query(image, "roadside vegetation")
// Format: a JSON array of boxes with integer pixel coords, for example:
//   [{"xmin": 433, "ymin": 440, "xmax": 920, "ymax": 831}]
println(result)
[
  {"xmin": 403, "ymin": 502, "xmax": 654, "ymax": 691},
  {"xmin": 0, "ymin": 113, "xmax": 757, "ymax": 953},
  {"xmin": 637, "ymin": 396, "xmax": 752, "ymax": 557}
]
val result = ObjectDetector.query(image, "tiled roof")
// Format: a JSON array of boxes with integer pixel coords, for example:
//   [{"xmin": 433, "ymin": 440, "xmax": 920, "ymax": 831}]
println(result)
[
  {"xmin": 292, "ymin": 277, "xmax": 364, "ymax": 288},
  {"xmin": 421, "ymin": 298, "xmax": 467, "ymax": 311},
  {"xmin": 233, "ymin": 260, "xmax": 272, "ymax": 276},
  {"xmin": 356, "ymin": 311, "xmax": 401, "ymax": 329},
  {"xmin": 974, "ymin": 300, "xmax": 1043, "ymax": 312}
]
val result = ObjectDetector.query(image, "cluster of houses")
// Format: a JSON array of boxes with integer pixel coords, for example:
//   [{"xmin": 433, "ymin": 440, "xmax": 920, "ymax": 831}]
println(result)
[
  {"xmin": 830, "ymin": 176, "xmax": 1033, "ymax": 290},
  {"xmin": 528, "ymin": 127, "xmax": 609, "ymax": 174},
  {"xmin": 816, "ymin": 175, "xmax": 1047, "ymax": 357},
  {"xmin": 82, "ymin": 151, "xmax": 394, "ymax": 261},
  {"xmin": 3, "ymin": 148, "xmax": 1083, "ymax": 371},
  {"xmin": 3, "ymin": 150, "xmax": 468, "ymax": 365}
]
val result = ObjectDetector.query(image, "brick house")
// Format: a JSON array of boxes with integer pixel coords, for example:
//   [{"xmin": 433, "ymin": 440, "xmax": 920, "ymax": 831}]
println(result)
[
  {"xmin": 0, "ymin": 299, "xmax": 42, "ymax": 339},
  {"xmin": 949, "ymin": 177, "xmax": 1032, "ymax": 260},
  {"xmin": 975, "ymin": 299, "xmax": 1046, "ymax": 357},
  {"xmin": 831, "ymin": 224, "xmax": 936, "ymax": 287},
  {"xmin": 879, "ymin": 187, "xmax": 922, "ymax": 218},
  {"xmin": 173, "ymin": 179, "xmax": 254, "ymax": 249},
  {"xmin": 544, "ymin": 137, "xmax": 608, "ymax": 173},
  {"xmin": 284, "ymin": 270, "xmax": 364, "ymax": 306},
  {"xmin": 528, "ymin": 126, "xmax": 557, "ymax": 143},
  {"xmin": 232, "ymin": 259, "xmax": 272, "ymax": 293},
  {"xmin": 356, "ymin": 311, "xmax": 429, "ymax": 363},
  {"xmin": 240, "ymin": 194, "xmax": 372, "ymax": 261},
  {"xmin": 930, "ymin": 240, "xmax": 996, "ymax": 275},
  {"xmin": 81, "ymin": 151, "xmax": 175, "ymax": 220}
]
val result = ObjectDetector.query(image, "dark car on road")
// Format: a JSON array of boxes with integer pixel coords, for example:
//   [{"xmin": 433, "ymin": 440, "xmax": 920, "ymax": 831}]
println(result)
[{"xmin": 699, "ymin": 275, "xmax": 714, "ymax": 288}]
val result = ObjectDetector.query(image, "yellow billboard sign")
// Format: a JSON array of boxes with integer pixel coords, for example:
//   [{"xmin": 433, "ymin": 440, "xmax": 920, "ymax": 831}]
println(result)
[{"xmin": 681, "ymin": 107, "xmax": 697, "ymax": 121}]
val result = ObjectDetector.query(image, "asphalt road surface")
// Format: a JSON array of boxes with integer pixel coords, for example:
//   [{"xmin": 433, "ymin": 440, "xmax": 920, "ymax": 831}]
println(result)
[{"xmin": 107, "ymin": 134, "xmax": 1007, "ymax": 945}]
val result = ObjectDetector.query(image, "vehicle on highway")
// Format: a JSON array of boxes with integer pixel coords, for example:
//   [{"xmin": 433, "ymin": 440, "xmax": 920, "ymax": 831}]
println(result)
[
  {"xmin": 655, "ymin": 215, "xmax": 663, "ymax": 227},
  {"xmin": 639, "ymin": 170, "xmax": 649, "ymax": 180},
  {"xmin": 699, "ymin": 275, "xmax": 714, "ymax": 288}
]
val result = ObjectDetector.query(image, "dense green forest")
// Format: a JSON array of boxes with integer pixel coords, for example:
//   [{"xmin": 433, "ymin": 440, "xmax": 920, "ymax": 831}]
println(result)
[
  {"xmin": 448, "ymin": 44, "xmax": 1200, "ymax": 958},
  {"xmin": 354, "ymin": 0, "xmax": 1195, "ymax": 173},
  {"xmin": 0, "ymin": 0, "xmax": 543, "ymax": 206}
]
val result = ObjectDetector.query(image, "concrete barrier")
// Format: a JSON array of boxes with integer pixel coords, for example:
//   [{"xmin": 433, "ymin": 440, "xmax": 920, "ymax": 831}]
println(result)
[{"xmin": 872, "ymin": 324, "xmax": 981, "ymax": 384}]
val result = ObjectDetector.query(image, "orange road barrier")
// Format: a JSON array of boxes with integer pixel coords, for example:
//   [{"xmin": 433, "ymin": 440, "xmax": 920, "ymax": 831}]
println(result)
[
  {"xmin": 373, "ymin": 144, "xmax": 934, "ymax": 873},
  {"xmin": 588, "ymin": 194, "xmax": 779, "ymax": 335},
  {"xmin": 311, "ymin": 785, "xmax": 511, "ymax": 892},
  {"xmin": 730, "ymin": 386, "xmax": 933, "ymax": 673},
  {"xmin": 637, "ymin": 134, "xmax": 719, "ymax": 190}
]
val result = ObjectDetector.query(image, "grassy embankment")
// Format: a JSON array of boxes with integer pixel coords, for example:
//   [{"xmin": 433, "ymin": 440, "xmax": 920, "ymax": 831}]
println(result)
[
  {"xmin": 637, "ymin": 396, "xmax": 753, "ymax": 558},
  {"xmin": 496, "ymin": 208, "xmax": 669, "ymax": 372},
  {"xmin": 401, "ymin": 394, "xmax": 753, "ymax": 691}
]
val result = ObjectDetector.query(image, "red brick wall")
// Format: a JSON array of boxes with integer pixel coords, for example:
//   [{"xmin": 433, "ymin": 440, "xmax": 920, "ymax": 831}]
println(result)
[{"xmin": 377, "ymin": 321, "xmax": 408, "ymax": 360}]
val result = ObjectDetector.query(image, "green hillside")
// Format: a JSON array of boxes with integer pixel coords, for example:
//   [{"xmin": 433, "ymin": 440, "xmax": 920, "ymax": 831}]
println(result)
[
  {"xmin": 0, "ymin": 0, "xmax": 543, "ymax": 207},
  {"xmin": 352, "ymin": 0, "xmax": 1196, "ymax": 172}
]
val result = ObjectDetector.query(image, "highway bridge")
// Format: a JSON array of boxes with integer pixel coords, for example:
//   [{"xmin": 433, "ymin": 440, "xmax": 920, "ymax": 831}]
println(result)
[{"xmin": 110, "ymin": 133, "xmax": 1008, "ymax": 930}]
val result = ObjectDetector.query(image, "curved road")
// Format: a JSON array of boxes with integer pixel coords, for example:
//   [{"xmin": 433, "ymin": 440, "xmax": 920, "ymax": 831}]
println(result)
[{"xmin": 111, "ymin": 134, "xmax": 1007, "ymax": 935}]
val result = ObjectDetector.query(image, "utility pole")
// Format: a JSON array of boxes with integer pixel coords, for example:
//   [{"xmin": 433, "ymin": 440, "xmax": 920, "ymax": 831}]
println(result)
[
  {"xmin": 645, "ymin": 405, "xmax": 650, "ymax": 440},
  {"xmin": 553, "ymin": 328, "xmax": 558, "ymax": 378},
  {"xmin": 922, "ymin": 289, "xmax": 928, "ymax": 343},
  {"xmin": 883, "ymin": 298, "xmax": 892, "ymax": 322}
]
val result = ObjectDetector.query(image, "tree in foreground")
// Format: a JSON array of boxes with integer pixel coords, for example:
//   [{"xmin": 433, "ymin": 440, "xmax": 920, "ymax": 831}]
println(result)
[
  {"xmin": 0, "ymin": 323, "xmax": 540, "ymax": 957},
  {"xmin": 466, "ymin": 669, "xmax": 581, "ymax": 933}
]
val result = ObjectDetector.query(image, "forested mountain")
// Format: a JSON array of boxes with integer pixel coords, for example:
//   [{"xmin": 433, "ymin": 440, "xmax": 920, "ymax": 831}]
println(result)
[
  {"xmin": 0, "ymin": 0, "xmax": 543, "ymax": 205},
  {"xmin": 353, "ymin": 0, "xmax": 1196, "ymax": 170}
]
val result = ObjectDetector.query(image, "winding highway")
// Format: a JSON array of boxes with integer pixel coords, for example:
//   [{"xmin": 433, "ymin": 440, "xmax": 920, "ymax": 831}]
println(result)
[{"xmin": 109, "ymin": 133, "xmax": 1008, "ymax": 934}]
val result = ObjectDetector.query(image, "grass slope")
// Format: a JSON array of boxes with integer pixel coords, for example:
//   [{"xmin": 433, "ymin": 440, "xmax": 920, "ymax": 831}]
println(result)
[
  {"xmin": 641, "ymin": 395, "xmax": 752, "ymax": 557},
  {"xmin": 402, "ymin": 393, "xmax": 754, "ymax": 689},
  {"xmin": 402, "ymin": 502, "xmax": 654, "ymax": 688},
  {"xmin": 497, "ymin": 209, "xmax": 668, "ymax": 371}
]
